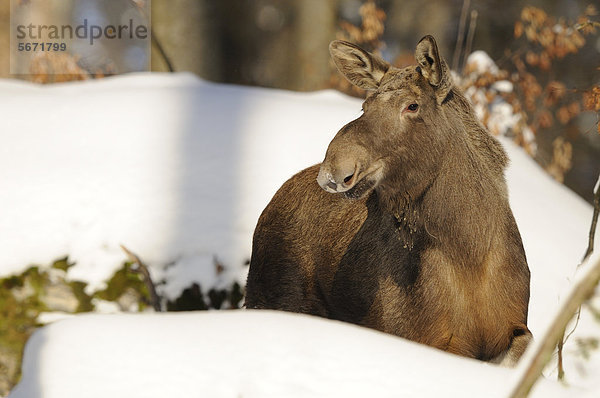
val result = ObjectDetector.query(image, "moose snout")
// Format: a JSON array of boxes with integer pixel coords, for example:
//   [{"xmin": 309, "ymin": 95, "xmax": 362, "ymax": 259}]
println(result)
[
  {"xmin": 317, "ymin": 124, "xmax": 370, "ymax": 194},
  {"xmin": 317, "ymin": 163, "xmax": 357, "ymax": 193}
]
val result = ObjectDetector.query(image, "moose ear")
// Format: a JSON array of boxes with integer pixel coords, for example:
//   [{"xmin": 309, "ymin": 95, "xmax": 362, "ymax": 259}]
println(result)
[
  {"xmin": 415, "ymin": 35, "xmax": 452, "ymax": 104},
  {"xmin": 329, "ymin": 40, "xmax": 390, "ymax": 90}
]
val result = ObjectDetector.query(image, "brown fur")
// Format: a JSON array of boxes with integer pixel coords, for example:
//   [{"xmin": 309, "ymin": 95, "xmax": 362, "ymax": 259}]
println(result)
[{"xmin": 245, "ymin": 36, "xmax": 531, "ymax": 364}]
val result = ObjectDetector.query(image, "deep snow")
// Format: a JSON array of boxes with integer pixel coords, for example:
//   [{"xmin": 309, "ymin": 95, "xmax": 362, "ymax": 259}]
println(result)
[
  {"xmin": 0, "ymin": 73, "xmax": 361, "ymax": 299},
  {"xmin": 2, "ymin": 72, "xmax": 599, "ymax": 397},
  {"xmin": 7, "ymin": 311, "xmax": 579, "ymax": 398}
]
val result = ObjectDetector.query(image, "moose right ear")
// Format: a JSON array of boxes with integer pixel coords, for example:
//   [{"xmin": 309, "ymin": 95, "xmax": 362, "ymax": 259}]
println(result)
[
  {"xmin": 329, "ymin": 40, "xmax": 390, "ymax": 90},
  {"xmin": 415, "ymin": 35, "xmax": 452, "ymax": 104}
]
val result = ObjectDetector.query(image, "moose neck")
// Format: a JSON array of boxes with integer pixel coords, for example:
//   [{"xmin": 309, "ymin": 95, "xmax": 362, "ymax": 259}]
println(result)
[
  {"xmin": 374, "ymin": 126, "xmax": 495, "ymax": 266},
  {"xmin": 374, "ymin": 174, "xmax": 434, "ymax": 254}
]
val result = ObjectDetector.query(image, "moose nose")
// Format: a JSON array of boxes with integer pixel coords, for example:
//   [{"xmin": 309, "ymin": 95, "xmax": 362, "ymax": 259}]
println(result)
[{"xmin": 317, "ymin": 166, "xmax": 357, "ymax": 193}]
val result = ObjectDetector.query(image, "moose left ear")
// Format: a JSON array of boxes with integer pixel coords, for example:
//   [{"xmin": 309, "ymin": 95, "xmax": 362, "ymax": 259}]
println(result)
[
  {"xmin": 415, "ymin": 35, "xmax": 452, "ymax": 104},
  {"xmin": 329, "ymin": 40, "xmax": 390, "ymax": 90}
]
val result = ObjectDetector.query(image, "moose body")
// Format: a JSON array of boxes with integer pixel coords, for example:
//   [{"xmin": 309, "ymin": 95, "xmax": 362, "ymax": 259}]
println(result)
[{"xmin": 245, "ymin": 36, "xmax": 531, "ymax": 364}]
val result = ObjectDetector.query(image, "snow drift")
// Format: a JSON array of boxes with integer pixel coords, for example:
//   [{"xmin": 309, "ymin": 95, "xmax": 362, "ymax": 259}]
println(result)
[
  {"xmin": 0, "ymin": 73, "xmax": 361, "ymax": 299},
  {"xmin": 9, "ymin": 311, "xmax": 574, "ymax": 398},
  {"xmin": 2, "ymin": 72, "xmax": 599, "ymax": 397}
]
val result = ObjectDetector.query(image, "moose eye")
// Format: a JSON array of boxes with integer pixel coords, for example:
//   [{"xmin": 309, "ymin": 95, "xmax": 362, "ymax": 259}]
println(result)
[{"xmin": 406, "ymin": 103, "xmax": 419, "ymax": 112}]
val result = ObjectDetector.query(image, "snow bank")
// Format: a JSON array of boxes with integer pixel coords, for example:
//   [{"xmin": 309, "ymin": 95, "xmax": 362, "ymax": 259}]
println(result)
[
  {"xmin": 1, "ymin": 72, "xmax": 594, "ymax": 314},
  {"xmin": 9, "ymin": 311, "xmax": 571, "ymax": 398},
  {"xmin": 0, "ymin": 73, "xmax": 361, "ymax": 298},
  {"xmin": 3, "ymin": 73, "xmax": 600, "ymax": 396},
  {"xmin": 1, "ymin": 73, "xmax": 593, "ymax": 302}
]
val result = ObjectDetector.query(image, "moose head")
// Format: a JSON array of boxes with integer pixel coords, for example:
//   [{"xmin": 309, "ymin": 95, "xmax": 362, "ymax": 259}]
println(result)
[{"xmin": 317, "ymin": 36, "xmax": 456, "ymax": 203}]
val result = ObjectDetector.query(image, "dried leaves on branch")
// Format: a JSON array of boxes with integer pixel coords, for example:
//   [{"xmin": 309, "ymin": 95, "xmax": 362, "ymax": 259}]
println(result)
[
  {"xmin": 514, "ymin": 6, "xmax": 587, "ymax": 62},
  {"xmin": 510, "ymin": 5, "xmax": 595, "ymax": 130},
  {"xmin": 337, "ymin": 0, "xmax": 386, "ymax": 53},
  {"xmin": 28, "ymin": 52, "xmax": 116, "ymax": 84},
  {"xmin": 475, "ymin": 5, "xmax": 599, "ymax": 182}
]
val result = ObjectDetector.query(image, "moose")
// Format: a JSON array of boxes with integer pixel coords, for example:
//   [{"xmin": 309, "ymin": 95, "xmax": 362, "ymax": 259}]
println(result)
[{"xmin": 245, "ymin": 36, "xmax": 531, "ymax": 366}]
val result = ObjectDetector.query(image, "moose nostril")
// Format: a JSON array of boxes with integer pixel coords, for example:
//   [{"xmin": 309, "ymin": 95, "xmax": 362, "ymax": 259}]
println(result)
[
  {"xmin": 326, "ymin": 181, "xmax": 338, "ymax": 191},
  {"xmin": 343, "ymin": 173, "xmax": 354, "ymax": 185}
]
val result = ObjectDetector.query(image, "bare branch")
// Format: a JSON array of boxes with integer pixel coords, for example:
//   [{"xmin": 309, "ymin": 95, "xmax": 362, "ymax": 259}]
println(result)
[
  {"xmin": 120, "ymin": 244, "xmax": 162, "ymax": 312},
  {"xmin": 556, "ymin": 329, "xmax": 565, "ymax": 381},
  {"xmin": 128, "ymin": 0, "xmax": 175, "ymax": 72},
  {"xmin": 582, "ymin": 176, "xmax": 600, "ymax": 262},
  {"xmin": 151, "ymin": 29, "xmax": 175, "ymax": 73},
  {"xmin": 452, "ymin": 0, "xmax": 471, "ymax": 72},
  {"xmin": 462, "ymin": 10, "xmax": 478, "ymax": 73}
]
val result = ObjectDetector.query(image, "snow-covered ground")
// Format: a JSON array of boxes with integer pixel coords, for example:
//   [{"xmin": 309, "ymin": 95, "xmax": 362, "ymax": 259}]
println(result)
[
  {"xmin": 0, "ymin": 73, "xmax": 361, "ymax": 299},
  {"xmin": 7, "ymin": 310, "xmax": 579, "ymax": 398},
  {"xmin": 2, "ymin": 72, "xmax": 599, "ymax": 397}
]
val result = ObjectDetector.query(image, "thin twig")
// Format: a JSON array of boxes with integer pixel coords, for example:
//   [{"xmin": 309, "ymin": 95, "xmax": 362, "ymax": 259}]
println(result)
[
  {"xmin": 556, "ymin": 306, "xmax": 582, "ymax": 380},
  {"xmin": 557, "ymin": 299, "xmax": 582, "ymax": 382},
  {"xmin": 462, "ymin": 10, "xmax": 478, "ymax": 73},
  {"xmin": 554, "ymin": 177, "xmax": 599, "ymax": 382},
  {"xmin": 452, "ymin": 0, "xmax": 471, "ymax": 72},
  {"xmin": 120, "ymin": 244, "xmax": 162, "ymax": 312},
  {"xmin": 557, "ymin": 330, "xmax": 565, "ymax": 381},
  {"xmin": 128, "ymin": 0, "xmax": 175, "ymax": 72},
  {"xmin": 556, "ymin": 296, "xmax": 581, "ymax": 381},
  {"xmin": 509, "ymin": 252, "xmax": 600, "ymax": 397},
  {"xmin": 581, "ymin": 117, "xmax": 599, "ymax": 136},
  {"xmin": 582, "ymin": 177, "xmax": 600, "ymax": 262},
  {"xmin": 563, "ymin": 307, "xmax": 582, "ymax": 343},
  {"xmin": 151, "ymin": 28, "xmax": 175, "ymax": 72}
]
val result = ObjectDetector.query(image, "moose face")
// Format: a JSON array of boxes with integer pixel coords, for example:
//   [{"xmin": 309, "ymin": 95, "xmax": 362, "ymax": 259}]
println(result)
[{"xmin": 317, "ymin": 36, "xmax": 454, "ymax": 200}]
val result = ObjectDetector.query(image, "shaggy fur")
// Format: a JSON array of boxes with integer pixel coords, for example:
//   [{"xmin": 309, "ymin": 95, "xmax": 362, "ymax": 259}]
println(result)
[{"xmin": 245, "ymin": 36, "xmax": 531, "ymax": 365}]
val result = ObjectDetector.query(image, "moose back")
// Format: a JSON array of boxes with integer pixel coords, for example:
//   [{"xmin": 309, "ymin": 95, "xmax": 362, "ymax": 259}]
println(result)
[{"xmin": 245, "ymin": 36, "xmax": 531, "ymax": 366}]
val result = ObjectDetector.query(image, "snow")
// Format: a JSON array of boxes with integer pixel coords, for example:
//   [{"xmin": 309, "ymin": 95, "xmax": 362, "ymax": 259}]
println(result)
[
  {"xmin": 465, "ymin": 50, "xmax": 499, "ymax": 75},
  {"xmin": 35, "ymin": 312, "xmax": 74, "ymax": 324},
  {"xmin": 491, "ymin": 80, "xmax": 514, "ymax": 93},
  {"xmin": 0, "ymin": 73, "xmax": 361, "ymax": 299},
  {"xmin": 8, "ymin": 311, "xmax": 573, "ymax": 398},
  {"xmin": 462, "ymin": 51, "xmax": 537, "ymax": 152},
  {"xmin": 3, "ymin": 72, "xmax": 600, "ymax": 397},
  {"xmin": 518, "ymin": 250, "xmax": 600, "ymax": 394},
  {"xmin": 488, "ymin": 100, "xmax": 522, "ymax": 136}
]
